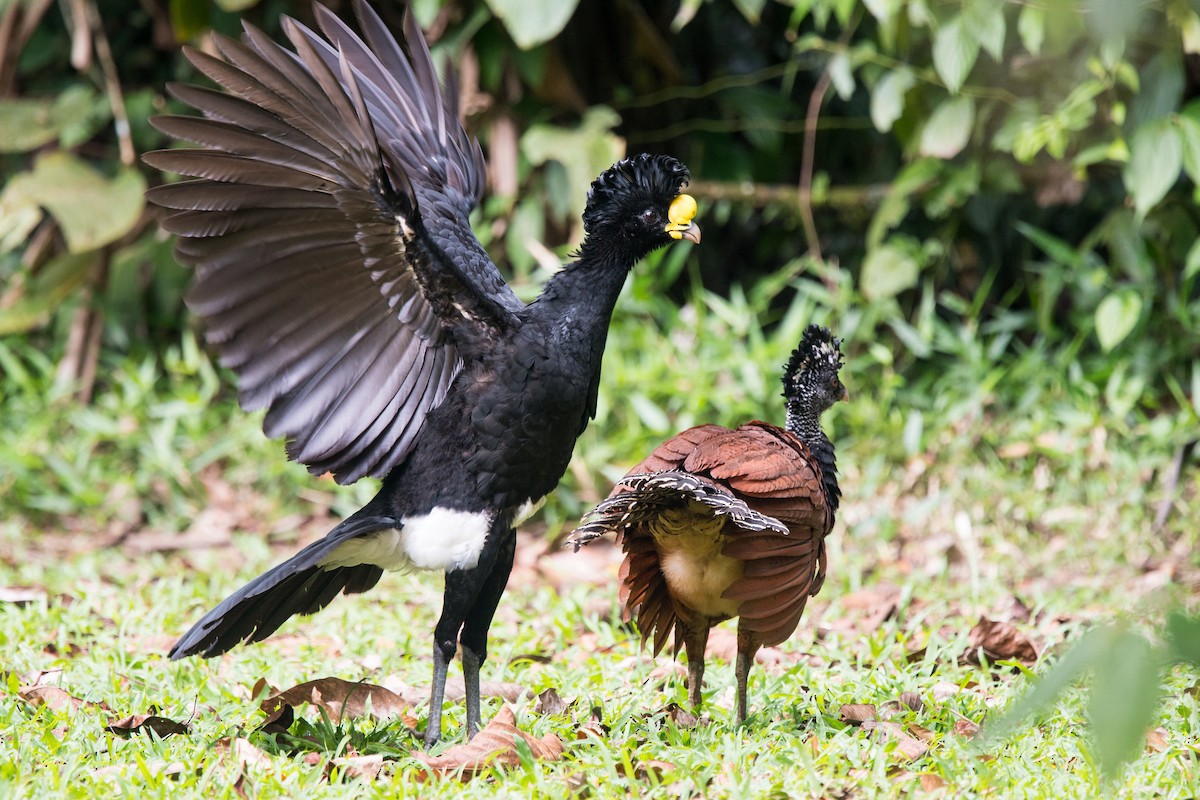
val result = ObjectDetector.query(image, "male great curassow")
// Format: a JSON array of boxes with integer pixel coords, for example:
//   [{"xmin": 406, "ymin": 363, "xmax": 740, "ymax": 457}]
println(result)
[
  {"xmin": 142, "ymin": 0, "xmax": 699, "ymax": 747},
  {"xmin": 569, "ymin": 325, "xmax": 845, "ymax": 723}
]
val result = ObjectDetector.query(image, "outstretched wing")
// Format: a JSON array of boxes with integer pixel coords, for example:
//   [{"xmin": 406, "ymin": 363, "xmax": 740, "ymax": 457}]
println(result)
[{"xmin": 144, "ymin": 1, "xmax": 522, "ymax": 484}]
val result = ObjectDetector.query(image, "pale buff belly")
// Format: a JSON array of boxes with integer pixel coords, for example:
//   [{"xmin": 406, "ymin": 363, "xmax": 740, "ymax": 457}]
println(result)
[{"xmin": 649, "ymin": 504, "xmax": 743, "ymax": 619}]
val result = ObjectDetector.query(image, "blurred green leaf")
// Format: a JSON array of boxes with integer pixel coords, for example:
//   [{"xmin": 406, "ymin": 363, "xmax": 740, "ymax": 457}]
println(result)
[
  {"xmin": 828, "ymin": 52, "xmax": 855, "ymax": 101},
  {"xmin": 1018, "ymin": 4, "xmax": 1045, "ymax": 54},
  {"xmin": 0, "ymin": 85, "xmax": 104, "ymax": 154},
  {"xmin": 3, "ymin": 153, "xmax": 145, "ymax": 253},
  {"xmin": 984, "ymin": 626, "xmax": 1115, "ymax": 743},
  {"xmin": 932, "ymin": 15, "xmax": 979, "ymax": 93},
  {"xmin": 731, "ymin": 0, "xmax": 766, "ymax": 23},
  {"xmin": 861, "ymin": 243, "xmax": 919, "ymax": 301},
  {"xmin": 1088, "ymin": 630, "xmax": 1162, "ymax": 781},
  {"xmin": 919, "ymin": 95, "xmax": 975, "ymax": 158},
  {"xmin": 1185, "ymin": 238, "xmax": 1200, "ymax": 282},
  {"xmin": 169, "ymin": 0, "xmax": 210, "ymax": 41},
  {"xmin": 215, "ymin": 0, "xmax": 259, "ymax": 10},
  {"xmin": 964, "ymin": 0, "xmax": 1005, "ymax": 61},
  {"xmin": 1165, "ymin": 612, "xmax": 1200, "ymax": 666},
  {"xmin": 522, "ymin": 107, "xmax": 623, "ymax": 222},
  {"xmin": 0, "ymin": 252, "xmax": 99, "ymax": 335},
  {"xmin": 1094, "ymin": 289, "xmax": 1142, "ymax": 351},
  {"xmin": 869, "ymin": 67, "xmax": 915, "ymax": 133},
  {"xmin": 1124, "ymin": 119, "xmax": 1182, "ymax": 218},
  {"xmin": 486, "ymin": 0, "xmax": 581, "ymax": 49}
]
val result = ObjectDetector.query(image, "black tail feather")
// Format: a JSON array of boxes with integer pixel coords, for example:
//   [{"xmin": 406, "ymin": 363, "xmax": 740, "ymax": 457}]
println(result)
[{"xmin": 170, "ymin": 513, "xmax": 395, "ymax": 659}]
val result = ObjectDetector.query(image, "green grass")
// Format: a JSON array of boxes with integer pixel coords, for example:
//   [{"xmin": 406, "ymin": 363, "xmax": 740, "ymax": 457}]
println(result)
[{"xmin": 1, "ymin": 267, "xmax": 1198, "ymax": 797}]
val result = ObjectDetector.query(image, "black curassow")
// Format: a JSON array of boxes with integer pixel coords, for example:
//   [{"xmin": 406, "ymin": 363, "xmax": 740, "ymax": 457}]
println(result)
[
  {"xmin": 568, "ymin": 325, "xmax": 845, "ymax": 723},
  {"xmin": 143, "ymin": 0, "xmax": 700, "ymax": 746}
]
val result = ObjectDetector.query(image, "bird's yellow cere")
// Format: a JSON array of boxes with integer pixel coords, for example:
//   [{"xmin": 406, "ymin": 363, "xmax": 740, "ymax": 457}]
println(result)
[{"xmin": 665, "ymin": 194, "xmax": 701, "ymax": 242}]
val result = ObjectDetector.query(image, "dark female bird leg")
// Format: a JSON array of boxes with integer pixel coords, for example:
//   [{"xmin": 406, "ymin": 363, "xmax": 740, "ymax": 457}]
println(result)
[
  {"xmin": 679, "ymin": 615, "xmax": 711, "ymax": 711},
  {"xmin": 735, "ymin": 628, "xmax": 761, "ymax": 724}
]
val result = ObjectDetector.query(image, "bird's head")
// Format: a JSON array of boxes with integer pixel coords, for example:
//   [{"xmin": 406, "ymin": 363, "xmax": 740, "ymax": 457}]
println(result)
[
  {"xmin": 783, "ymin": 324, "xmax": 848, "ymax": 422},
  {"xmin": 581, "ymin": 154, "xmax": 701, "ymax": 257}
]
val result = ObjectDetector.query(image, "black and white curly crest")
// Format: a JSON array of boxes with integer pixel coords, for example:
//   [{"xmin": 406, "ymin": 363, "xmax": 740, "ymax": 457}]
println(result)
[
  {"xmin": 784, "ymin": 324, "xmax": 844, "ymax": 397},
  {"xmin": 583, "ymin": 154, "xmax": 690, "ymax": 234}
]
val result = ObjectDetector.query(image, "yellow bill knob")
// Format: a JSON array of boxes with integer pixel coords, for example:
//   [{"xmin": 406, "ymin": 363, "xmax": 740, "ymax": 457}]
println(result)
[{"xmin": 665, "ymin": 193, "xmax": 701, "ymax": 243}]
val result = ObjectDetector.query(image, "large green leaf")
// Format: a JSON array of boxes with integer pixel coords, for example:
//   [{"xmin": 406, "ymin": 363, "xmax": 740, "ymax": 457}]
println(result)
[
  {"xmin": 0, "ymin": 252, "xmax": 99, "ymax": 335},
  {"xmin": 983, "ymin": 626, "xmax": 1114, "ymax": 745},
  {"xmin": 869, "ymin": 67, "xmax": 915, "ymax": 133},
  {"xmin": 1018, "ymin": 4, "xmax": 1045, "ymax": 55},
  {"xmin": 860, "ymin": 242, "xmax": 919, "ymax": 301},
  {"xmin": 1088, "ymin": 630, "xmax": 1163, "ymax": 781},
  {"xmin": 1166, "ymin": 612, "xmax": 1200, "ymax": 667},
  {"xmin": 1123, "ymin": 119, "xmax": 1182, "ymax": 218},
  {"xmin": 919, "ymin": 95, "xmax": 975, "ymax": 158},
  {"xmin": 1094, "ymin": 289, "xmax": 1142, "ymax": 352},
  {"xmin": 521, "ymin": 107, "xmax": 624, "ymax": 221},
  {"xmin": 3, "ymin": 152, "xmax": 146, "ymax": 253},
  {"xmin": 932, "ymin": 15, "xmax": 980, "ymax": 93},
  {"xmin": 0, "ymin": 85, "xmax": 103, "ymax": 154},
  {"xmin": 486, "ymin": 0, "xmax": 581, "ymax": 49}
]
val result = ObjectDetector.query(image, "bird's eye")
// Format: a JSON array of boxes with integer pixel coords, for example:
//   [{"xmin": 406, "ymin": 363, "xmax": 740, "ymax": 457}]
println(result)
[{"xmin": 640, "ymin": 208, "xmax": 657, "ymax": 224}]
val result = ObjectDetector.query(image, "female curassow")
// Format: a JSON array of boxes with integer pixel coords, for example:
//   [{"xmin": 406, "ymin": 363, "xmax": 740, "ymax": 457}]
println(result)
[
  {"xmin": 569, "ymin": 325, "xmax": 845, "ymax": 723},
  {"xmin": 143, "ymin": 0, "xmax": 699, "ymax": 746}
]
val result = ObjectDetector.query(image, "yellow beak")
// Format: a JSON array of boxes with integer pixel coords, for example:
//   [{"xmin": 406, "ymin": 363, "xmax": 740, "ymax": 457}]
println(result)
[{"xmin": 665, "ymin": 193, "xmax": 701, "ymax": 244}]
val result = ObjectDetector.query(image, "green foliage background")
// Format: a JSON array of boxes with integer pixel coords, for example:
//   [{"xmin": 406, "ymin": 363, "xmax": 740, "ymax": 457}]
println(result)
[{"xmin": 1, "ymin": 0, "xmax": 1198, "ymax": 784}]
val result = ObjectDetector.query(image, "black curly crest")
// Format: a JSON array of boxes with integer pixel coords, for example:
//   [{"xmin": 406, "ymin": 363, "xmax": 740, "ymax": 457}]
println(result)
[
  {"xmin": 784, "ymin": 324, "xmax": 844, "ymax": 396},
  {"xmin": 582, "ymin": 154, "xmax": 690, "ymax": 233}
]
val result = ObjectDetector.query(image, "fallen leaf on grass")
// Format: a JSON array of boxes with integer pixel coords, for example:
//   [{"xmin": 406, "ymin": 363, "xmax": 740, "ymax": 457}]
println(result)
[
  {"xmin": 414, "ymin": 705, "xmax": 562, "ymax": 779},
  {"xmin": 919, "ymin": 773, "xmax": 949, "ymax": 790},
  {"xmin": 575, "ymin": 705, "xmax": 608, "ymax": 740},
  {"xmin": 261, "ymin": 677, "xmax": 417, "ymax": 728},
  {"xmin": 962, "ymin": 617, "xmax": 1038, "ymax": 666},
  {"xmin": 953, "ymin": 717, "xmax": 980, "ymax": 739},
  {"xmin": 899, "ymin": 691, "xmax": 924, "ymax": 712},
  {"xmin": 533, "ymin": 687, "xmax": 569, "ymax": 716},
  {"xmin": 1145, "ymin": 727, "xmax": 1169, "ymax": 753},
  {"xmin": 19, "ymin": 685, "xmax": 109, "ymax": 713},
  {"xmin": 840, "ymin": 703, "xmax": 877, "ymax": 725},
  {"xmin": 864, "ymin": 720, "xmax": 929, "ymax": 761},
  {"xmin": 907, "ymin": 724, "xmax": 936, "ymax": 743},
  {"xmin": 0, "ymin": 586, "xmax": 47, "ymax": 605},
  {"xmin": 332, "ymin": 754, "xmax": 385, "ymax": 780},
  {"xmin": 665, "ymin": 702, "xmax": 699, "ymax": 727},
  {"xmin": 105, "ymin": 713, "xmax": 190, "ymax": 738},
  {"xmin": 215, "ymin": 737, "xmax": 275, "ymax": 771}
]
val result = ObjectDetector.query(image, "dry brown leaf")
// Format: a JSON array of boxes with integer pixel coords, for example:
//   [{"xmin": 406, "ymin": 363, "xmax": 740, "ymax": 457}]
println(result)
[
  {"xmin": 413, "ymin": 705, "xmax": 562, "ymax": 779},
  {"xmin": 899, "ymin": 691, "xmax": 924, "ymax": 713},
  {"xmin": 19, "ymin": 685, "xmax": 108, "ymax": 713},
  {"xmin": 215, "ymin": 737, "xmax": 275, "ymax": 771},
  {"xmin": 333, "ymin": 754, "xmax": 385, "ymax": 780},
  {"xmin": 907, "ymin": 724, "xmax": 936, "ymax": 743},
  {"xmin": 834, "ymin": 583, "xmax": 901, "ymax": 634},
  {"xmin": 262, "ymin": 677, "xmax": 416, "ymax": 727},
  {"xmin": 0, "ymin": 586, "xmax": 47, "ymax": 605},
  {"xmin": 866, "ymin": 720, "xmax": 929, "ymax": 761},
  {"xmin": 105, "ymin": 713, "xmax": 190, "ymax": 738},
  {"xmin": 533, "ymin": 687, "xmax": 569, "ymax": 716},
  {"xmin": 931, "ymin": 681, "xmax": 962, "ymax": 702},
  {"xmin": 840, "ymin": 703, "xmax": 877, "ymax": 725},
  {"xmin": 576, "ymin": 705, "xmax": 608, "ymax": 740},
  {"xmin": 20, "ymin": 669, "xmax": 63, "ymax": 687},
  {"xmin": 665, "ymin": 702, "xmax": 699, "ymax": 727},
  {"xmin": 953, "ymin": 717, "xmax": 980, "ymax": 739},
  {"xmin": 1145, "ymin": 727, "xmax": 1169, "ymax": 753},
  {"xmin": 963, "ymin": 617, "xmax": 1038, "ymax": 666},
  {"xmin": 919, "ymin": 773, "xmax": 949, "ymax": 791}
]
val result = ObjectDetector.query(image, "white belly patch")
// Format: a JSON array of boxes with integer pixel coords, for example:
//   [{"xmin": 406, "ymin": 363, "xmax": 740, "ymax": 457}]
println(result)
[{"xmin": 319, "ymin": 508, "xmax": 493, "ymax": 573}]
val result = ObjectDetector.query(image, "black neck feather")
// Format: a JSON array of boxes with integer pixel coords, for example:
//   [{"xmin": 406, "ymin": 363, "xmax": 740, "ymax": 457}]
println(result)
[{"xmin": 788, "ymin": 404, "xmax": 841, "ymax": 520}]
